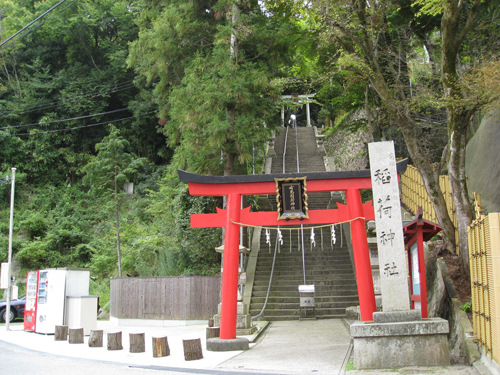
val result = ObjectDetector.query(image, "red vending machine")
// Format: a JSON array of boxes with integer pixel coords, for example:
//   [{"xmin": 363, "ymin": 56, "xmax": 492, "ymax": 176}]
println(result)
[{"xmin": 24, "ymin": 270, "xmax": 39, "ymax": 332}]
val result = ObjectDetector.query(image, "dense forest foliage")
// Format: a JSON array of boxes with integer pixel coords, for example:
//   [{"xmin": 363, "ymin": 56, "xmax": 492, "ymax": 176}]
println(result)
[{"xmin": 0, "ymin": 0, "xmax": 499, "ymax": 303}]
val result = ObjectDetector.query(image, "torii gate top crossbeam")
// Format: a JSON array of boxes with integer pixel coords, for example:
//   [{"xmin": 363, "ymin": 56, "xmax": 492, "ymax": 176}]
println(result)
[{"xmin": 178, "ymin": 159, "xmax": 408, "ymax": 197}]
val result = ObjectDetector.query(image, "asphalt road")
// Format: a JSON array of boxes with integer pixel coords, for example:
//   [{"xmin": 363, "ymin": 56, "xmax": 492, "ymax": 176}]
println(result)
[{"xmin": 0, "ymin": 340, "xmax": 290, "ymax": 375}]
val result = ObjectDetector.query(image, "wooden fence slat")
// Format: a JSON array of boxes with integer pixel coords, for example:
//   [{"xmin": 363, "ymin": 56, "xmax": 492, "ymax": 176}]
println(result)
[
  {"xmin": 110, "ymin": 276, "xmax": 221, "ymax": 320},
  {"xmin": 401, "ymin": 164, "xmax": 461, "ymax": 253},
  {"xmin": 468, "ymin": 212, "xmax": 500, "ymax": 363}
]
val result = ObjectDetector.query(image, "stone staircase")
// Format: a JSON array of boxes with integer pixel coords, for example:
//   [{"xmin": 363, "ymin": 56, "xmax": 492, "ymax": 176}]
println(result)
[
  {"xmin": 271, "ymin": 126, "xmax": 326, "ymax": 174},
  {"xmin": 249, "ymin": 127, "xmax": 359, "ymax": 321}
]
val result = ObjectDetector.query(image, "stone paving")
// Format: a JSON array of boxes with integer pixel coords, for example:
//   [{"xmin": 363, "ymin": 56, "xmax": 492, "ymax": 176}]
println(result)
[{"xmin": 0, "ymin": 319, "xmax": 489, "ymax": 375}]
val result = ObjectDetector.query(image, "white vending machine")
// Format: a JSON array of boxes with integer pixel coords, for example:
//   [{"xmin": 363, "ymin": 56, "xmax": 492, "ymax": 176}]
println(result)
[{"xmin": 35, "ymin": 269, "xmax": 90, "ymax": 334}]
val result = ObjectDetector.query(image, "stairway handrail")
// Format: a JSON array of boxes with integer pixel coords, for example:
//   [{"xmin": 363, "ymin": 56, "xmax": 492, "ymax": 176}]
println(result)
[
  {"xmin": 282, "ymin": 125, "xmax": 289, "ymax": 173},
  {"xmin": 251, "ymin": 228, "xmax": 280, "ymax": 325},
  {"xmin": 295, "ymin": 123, "xmax": 300, "ymax": 173},
  {"xmin": 294, "ymin": 125, "xmax": 306, "ymax": 284}
]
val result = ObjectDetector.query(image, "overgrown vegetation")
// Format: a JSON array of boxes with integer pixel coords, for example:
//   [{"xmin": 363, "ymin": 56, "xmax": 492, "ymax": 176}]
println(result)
[{"xmin": 0, "ymin": 0, "xmax": 499, "ymax": 303}]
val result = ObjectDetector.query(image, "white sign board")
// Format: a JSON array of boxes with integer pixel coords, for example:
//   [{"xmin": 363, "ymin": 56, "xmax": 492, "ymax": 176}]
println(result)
[
  {"xmin": 368, "ymin": 141, "xmax": 410, "ymax": 311},
  {"xmin": 1, "ymin": 262, "xmax": 9, "ymax": 289}
]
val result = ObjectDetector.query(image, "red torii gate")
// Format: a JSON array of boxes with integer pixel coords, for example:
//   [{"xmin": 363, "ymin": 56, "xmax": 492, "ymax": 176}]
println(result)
[{"xmin": 178, "ymin": 159, "xmax": 408, "ymax": 340}]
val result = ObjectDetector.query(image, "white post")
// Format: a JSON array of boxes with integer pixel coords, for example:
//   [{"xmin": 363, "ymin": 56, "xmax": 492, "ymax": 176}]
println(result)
[
  {"xmin": 306, "ymin": 100, "xmax": 311, "ymax": 127},
  {"xmin": 281, "ymin": 105, "xmax": 285, "ymax": 127},
  {"xmin": 5, "ymin": 167, "xmax": 16, "ymax": 330}
]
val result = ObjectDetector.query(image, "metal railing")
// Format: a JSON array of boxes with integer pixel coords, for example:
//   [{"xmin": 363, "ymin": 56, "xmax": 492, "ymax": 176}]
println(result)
[{"xmin": 251, "ymin": 232, "xmax": 279, "ymax": 325}]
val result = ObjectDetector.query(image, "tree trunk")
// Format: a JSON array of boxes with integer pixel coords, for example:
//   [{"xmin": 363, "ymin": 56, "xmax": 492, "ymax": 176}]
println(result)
[
  {"xmin": 129, "ymin": 333, "xmax": 145, "ymax": 353},
  {"xmin": 89, "ymin": 330, "xmax": 103, "ymax": 347},
  {"xmin": 206, "ymin": 327, "xmax": 220, "ymax": 340},
  {"xmin": 368, "ymin": 74, "xmax": 457, "ymax": 253},
  {"xmin": 441, "ymin": 0, "xmax": 481, "ymax": 277},
  {"xmin": 230, "ymin": 2, "xmax": 239, "ymax": 63},
  {"xmin": 69, "ymin": 328, "xmax": 84, "ymax": 344},
  {"xmin": 54, "ymin": 325, "xmax": 68, "ymax": 341},
  {"xmin": 447, "ymin": 115, "xmax": 473, "ymax": 276},
  {"xmin": 183, "ymin": 338, "xmax": 203, "ymax": 361},
  {"xmin": 326, "ymin": 0, "xmax": 477, "ymax": 267},
  {"xmin": 152, "ymin": 336, "xmax": 170, "ymax": 357},
  {"xmin": 107, "ymin": 331, "xmax": 123, "ymax": 350},
  {"xmin": 223, "ymin": 151, "xmax": 235, "ymax": 177}
]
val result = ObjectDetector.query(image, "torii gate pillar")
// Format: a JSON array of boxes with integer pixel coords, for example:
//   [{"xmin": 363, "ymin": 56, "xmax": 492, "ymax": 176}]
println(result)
[
  {"xmin": 347, "ymin": 189, "xmax": 377, "ymax": 321},
  {"xmin": 220, "ymin": 193, "xmax": 241, "ymax": 339}
]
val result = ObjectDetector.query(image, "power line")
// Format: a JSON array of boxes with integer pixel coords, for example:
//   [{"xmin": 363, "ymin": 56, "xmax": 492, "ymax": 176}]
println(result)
[
  {"xmin": 0, "ymin": 81, "xmax": 136, "ymax": 117},
  {"xmin": 1, "ymin": 111, "xmax": 157, "ymax": 136},
  {"xmin": 0, "ymin": 103, "xmax": 152, "ymax": 130},
  {"xmin": 5, "ymin": 0, "xmax": 80, "ymax": 48},
  {"xmin": 0, "ymin": 0, "xmax": 72, "ymax": 50}
]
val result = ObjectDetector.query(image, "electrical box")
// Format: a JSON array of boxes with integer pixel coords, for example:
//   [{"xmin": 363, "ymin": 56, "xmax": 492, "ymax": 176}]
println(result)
[{"xmin": 299, "ymin": 285, "xmax": 315, "ymax": 318}]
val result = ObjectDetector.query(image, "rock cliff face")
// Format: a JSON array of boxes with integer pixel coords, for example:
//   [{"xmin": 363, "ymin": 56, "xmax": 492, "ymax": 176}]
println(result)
[
  {"xmin": 425, "ymin": 245, "xmax": 479, "ymax": 365},
  {"xmin": 466, "ymin": 110, "xmax": 500, "ymax": 213}
]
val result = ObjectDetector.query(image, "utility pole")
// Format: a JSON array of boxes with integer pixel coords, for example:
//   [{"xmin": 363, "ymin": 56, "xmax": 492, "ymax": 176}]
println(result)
[{"xmin": 5, "ymin": 167, "xmax": 16, "ymax": 331}]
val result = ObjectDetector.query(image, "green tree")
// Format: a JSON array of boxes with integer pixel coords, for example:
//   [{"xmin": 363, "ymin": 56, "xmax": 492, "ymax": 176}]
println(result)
[
  {"xmin": 298, "ymin": 0, "xmax": 499, "ymax": 275},
  {"xmin": 83, "ymin": 125, "xmax": 147, "ymax": 277},
  {"xmin": 0, "ymin": 0, "xmax": 162, "ymax": 186},
  {"xmin": 128, "ymin": 0, "xmax": 296, "ymax": 175}
]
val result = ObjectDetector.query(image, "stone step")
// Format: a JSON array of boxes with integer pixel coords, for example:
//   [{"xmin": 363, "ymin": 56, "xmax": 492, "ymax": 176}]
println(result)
[
  {"xmin": 249, "ymin": 301, "xmax": 357, "ymax": 311},
  {"xmin": 253, "ymin": 271, "xmax": 354, "ymax": 279},
  {"xmin": 272, "ymin": 163, "xmax": 326, "ymax": 169},
  {"xmin": 256, "ymin": 258, "xmax": 352, "ymax": 265},
  {"xmin": 249, "ymin": 295, "xmax": 359, "ymax": 304},
  {"xmin": 252, "ymin": 279, "xmax": 358, "ymax": 287},
  {"xmin": 256, "ymin": 253, "xmax": 351, "ymax": 259},
  {"xmin": 254, "ymin": 315, "xmax": 300, "ymax": 321},
  {"xmin": 257, "ymin": 252, "xmax": 350, "ymax": 258},
  {"xmin": 272, "ymin": 159, "xmax": 324, "ymax": 164},
  {"xmin": 254, "ymin": 281, "xmax": 357, "ymax": 288},
  {"xmin": 254, "ymin": 262, "xmax": 353, "ymax": 270},
  {"xmin": 252, "ymin": 315, "xmax": 347, "ymax": 321},
  {"xmin": 261, "ymin": 298, "xmax": 357, "ymax": 307},
  {"xmin": 251, "ymin": 284, "xmax": 357, "ymax": 294},
  {"xmin": 256, "ymin": 259, "xmax": 352, "ymax": 265},
  {"xmin": 250, "ymin": 307, "xmax": 348, "ymax": 317},
  {"xmin": 254, "ymin": 269, "xmax": 355, "ymax": 277},
  {"xmin": 251, "ymin": 286, "xmax": 358, "ymax": 295},
  {"xmin": 252, "ymin": 272, "xmax": 357, "ymax": 282},
  {"xmin": 250, "ymin": 126, "xmax": 358, "ymax": 322}
]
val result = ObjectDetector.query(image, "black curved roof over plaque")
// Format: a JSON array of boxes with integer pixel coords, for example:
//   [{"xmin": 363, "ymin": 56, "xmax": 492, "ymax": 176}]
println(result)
[{"xmin": 178, "ymin": 159, "xmax": 409, "ymax": 184}]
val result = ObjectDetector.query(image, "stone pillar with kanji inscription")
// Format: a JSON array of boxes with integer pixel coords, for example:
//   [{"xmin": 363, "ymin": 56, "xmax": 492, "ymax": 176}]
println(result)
[
  {"xmin": 350, "ymin": 141, "xmax": 450, "ymax": 370},
  {"xmin": 368, "ymin": 141, "xmax": 410, "ymax": 311}
]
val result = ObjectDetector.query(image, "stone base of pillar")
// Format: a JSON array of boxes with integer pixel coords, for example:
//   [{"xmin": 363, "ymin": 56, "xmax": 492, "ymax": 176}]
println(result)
[
  {"xmin": 206, "ymin": 337, "xmax": 249, "ymax": 352},
  {"xmin": 213, "ymin": 302, "xmax": 257, "ymax": 336},
  {"xmin": 351, "ymin": 311, "xmax": 450, "ymax": 369}
]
